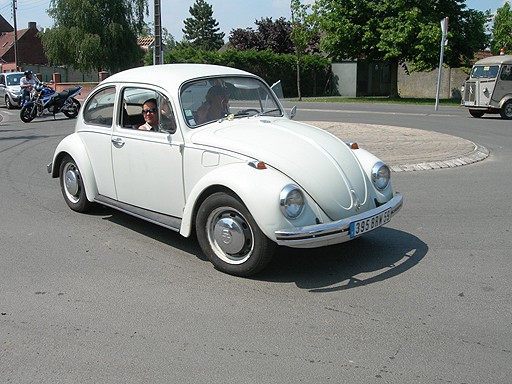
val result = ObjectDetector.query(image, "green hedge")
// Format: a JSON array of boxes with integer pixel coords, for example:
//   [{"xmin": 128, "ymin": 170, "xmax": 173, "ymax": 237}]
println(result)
[{"xmin": 165, "ymin": 48, "xmax": 331, "ymax": 98}]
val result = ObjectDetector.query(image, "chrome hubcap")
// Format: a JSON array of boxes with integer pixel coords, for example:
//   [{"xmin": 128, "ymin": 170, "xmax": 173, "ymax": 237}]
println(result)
[
  {"xmin": 65, "ymin": 167, "xmax": 79, "ymax": 197},
  {"xmin": 213, "ymin": 216, "xmax": 247, "ymax": 254},
  {"xmin": 208, "ymin": 208, "xmax": 254, "ymax": 264}
]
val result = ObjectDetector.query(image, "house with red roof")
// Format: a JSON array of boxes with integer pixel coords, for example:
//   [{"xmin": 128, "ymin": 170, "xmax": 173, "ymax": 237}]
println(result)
[{"xmin": 0, "ymin": 16, "xmax": 47, "ymax": 72}]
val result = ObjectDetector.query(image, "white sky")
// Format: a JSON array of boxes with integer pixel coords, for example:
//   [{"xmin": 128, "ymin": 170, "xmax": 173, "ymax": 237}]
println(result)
[{"xmin": 0, "ymin": 0, "xmax": 505, "ymax": 40}]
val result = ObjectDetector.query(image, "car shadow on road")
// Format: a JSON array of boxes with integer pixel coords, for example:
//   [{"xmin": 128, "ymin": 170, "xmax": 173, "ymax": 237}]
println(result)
[
  {"xmin": 93, "ymin": 206, "xmax": 426, "ymax": 289},
  {"xmin": 257, "ymin": 227, "xmax": 427, "ymax": 292}
]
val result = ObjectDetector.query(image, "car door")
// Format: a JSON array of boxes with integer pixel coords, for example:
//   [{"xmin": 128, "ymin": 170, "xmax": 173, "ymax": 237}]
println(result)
[{"xmin": 111, "ymin": 87, "xmax": 185, "ymax": 218}]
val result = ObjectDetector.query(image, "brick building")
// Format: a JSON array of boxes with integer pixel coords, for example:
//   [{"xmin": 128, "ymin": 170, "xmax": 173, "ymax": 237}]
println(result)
[{"xmin": 0, "ymin": 16, "xmax": 47, "ymax": 72}]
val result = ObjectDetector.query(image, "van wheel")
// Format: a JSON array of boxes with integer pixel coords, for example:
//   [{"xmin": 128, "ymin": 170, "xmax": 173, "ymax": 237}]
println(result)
[
  {"xmin": 469, "ymin": 109, "xmax": 484, "ymax": 118},
  {"xmin": 500, "ymin": 100, "xmax": 512, "ymax": 119}
]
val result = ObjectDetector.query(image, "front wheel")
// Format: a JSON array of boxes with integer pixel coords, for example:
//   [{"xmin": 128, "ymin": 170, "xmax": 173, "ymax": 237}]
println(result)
[
  {"xmin": 499, "ymin": 100, "xmax": 512, "ymax": 119},
  {"xmin": 469, "ymin": 109, "xmax": 485, "ymax": 118},
  {"xmin": 20, "ymin": 104, "xmax": 36, "ymax": 123},
  {"xmin": 63, "ymin": 98, "xmax": 80, "ymax": 118},
  {"xmin": 59, "ymin": 155, "xmax": 92, "ymax": 213},
  {"xmin": 5, "ymin": 95, "xmax": 14, "ymax": 109},
  {"xmin": 196, "ymin": 192, "xmax": 275, "ymax": 277}
]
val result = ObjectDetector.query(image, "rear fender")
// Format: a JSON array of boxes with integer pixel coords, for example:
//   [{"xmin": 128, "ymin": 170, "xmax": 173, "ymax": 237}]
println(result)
[{"xmin": 50, "ymin": 133, "xmax": 98, "ymax": 202}]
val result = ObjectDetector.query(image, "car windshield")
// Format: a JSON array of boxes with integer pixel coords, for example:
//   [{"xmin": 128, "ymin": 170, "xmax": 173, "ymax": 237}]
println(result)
[
  {"xmin": 471, "ymin": 65, "xmax": 499, "ymax": 79},
  {"xmin": 6, "ymin": 74, "xmax": 23, "ymax": 86},
  {"xmin": 180, "ymin": 76, "xmax": 283, "ymax": 127}
]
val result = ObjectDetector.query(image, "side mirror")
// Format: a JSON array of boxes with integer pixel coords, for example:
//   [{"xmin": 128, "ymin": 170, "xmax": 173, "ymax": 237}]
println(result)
[{"xmin": 290, "ymin": 105, "xmax": 297, "ymax": 119}]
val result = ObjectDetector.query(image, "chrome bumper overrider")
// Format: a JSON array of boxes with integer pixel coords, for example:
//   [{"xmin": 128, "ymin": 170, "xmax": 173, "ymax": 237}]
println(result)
[{"xmin": 274, "ymin": 192, "xmax": 403, "ymax": 248}]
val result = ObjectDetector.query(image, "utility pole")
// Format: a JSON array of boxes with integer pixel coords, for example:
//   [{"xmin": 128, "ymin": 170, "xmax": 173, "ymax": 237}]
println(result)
[
  {"xmin": 12, "ymin": 0, "xmax": 19, "ymax": 70},
  {"xmin": 154, "ymin": 0, "xmax": 163, "ymax": 65}
]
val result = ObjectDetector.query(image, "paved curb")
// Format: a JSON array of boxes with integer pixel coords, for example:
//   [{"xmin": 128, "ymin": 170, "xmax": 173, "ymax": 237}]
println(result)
[{"xmin": 308, "ymin": 121, "xmax": 489, "ymax": 172}]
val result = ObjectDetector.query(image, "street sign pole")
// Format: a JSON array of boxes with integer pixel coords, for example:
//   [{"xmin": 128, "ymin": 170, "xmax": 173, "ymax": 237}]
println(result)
[{"xmin": 435, "ymin": 17, "xmax": 449, "ymax": 111}]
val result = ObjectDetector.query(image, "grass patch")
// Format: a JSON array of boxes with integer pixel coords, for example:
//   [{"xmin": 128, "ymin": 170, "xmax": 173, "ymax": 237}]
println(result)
[{"xmin": 298, "ymin": 96, "xmax": 462, "ymax": 106}]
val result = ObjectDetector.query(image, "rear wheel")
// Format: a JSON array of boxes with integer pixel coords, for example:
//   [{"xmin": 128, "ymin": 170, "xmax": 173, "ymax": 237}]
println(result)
[
  {"xmin": 196, "ymin": 192, "xmax": 275, "ymax": 277},
  {"xmin": 59, "ymin": 155, "xmax": 92, "ymax": 213},
  {"xmin": 499, "ymin": 100, "xmax": 512, "ymax": 119},
  {"xmin": 63, "ymin": 98, "xmax": 80, "ymax": 118},
  {"xmin": 469, "ymin": 109, "xmax": 485, "ymax": 118},
  {"xmin": 20, "ymin": 104, "xmax": 36, "ymax": 122}
]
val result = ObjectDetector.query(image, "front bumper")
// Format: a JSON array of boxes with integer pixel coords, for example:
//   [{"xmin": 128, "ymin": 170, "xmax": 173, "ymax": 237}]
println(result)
[{"xmin": 275, "ymin": 192, "xmax": 403, "ymax": 248}]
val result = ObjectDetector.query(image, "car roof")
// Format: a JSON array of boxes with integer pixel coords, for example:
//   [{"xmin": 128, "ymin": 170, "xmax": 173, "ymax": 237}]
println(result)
[
  {"xmin": 101, "ymin": 64, "xmax": 254, "ymax": 90},
  {"xmin": 475, "ymin": 55, "xmax": 512, "ymax": 66},
  {"xmin": 4, "ymin": 72, "xmax": 24, "ymax": 76}
]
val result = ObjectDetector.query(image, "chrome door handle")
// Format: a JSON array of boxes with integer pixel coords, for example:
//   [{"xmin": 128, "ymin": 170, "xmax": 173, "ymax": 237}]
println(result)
[{"xmin": 111, "ymin": 137, "xmax": 125, "ymax": 146}]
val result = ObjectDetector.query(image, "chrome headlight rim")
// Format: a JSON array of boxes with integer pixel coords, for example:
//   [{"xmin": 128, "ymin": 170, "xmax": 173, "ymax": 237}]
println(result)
[
  {"xmin": 371, "ymin": 162, "xmax": 391, "ymax": 191},
  {"xmin": 279, "ymin": 184, "xmax": 305, "ymax": 220}
]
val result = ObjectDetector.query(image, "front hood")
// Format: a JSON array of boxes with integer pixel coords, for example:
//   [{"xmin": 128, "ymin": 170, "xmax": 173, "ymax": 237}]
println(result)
[
  {"xmin": 7, "ymin": 85, "xmax": 21, "ymax": 93},
  {"xmin": 190, "ymin": 118, "xmax": 370, "ymax": 220}
]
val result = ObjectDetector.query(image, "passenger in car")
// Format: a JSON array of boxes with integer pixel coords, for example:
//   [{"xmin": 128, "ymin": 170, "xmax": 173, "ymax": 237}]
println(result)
[
  {"xmin": 138, "ymin": 99, "xmax": 159, "ymax": 131},
  {"xmin": 196, "ymin": 86, "xmax": 230, "ymax": 124}
]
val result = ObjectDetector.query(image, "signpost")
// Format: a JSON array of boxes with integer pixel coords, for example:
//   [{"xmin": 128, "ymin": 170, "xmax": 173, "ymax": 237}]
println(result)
[{"xmin": 435, "ymin": 17, "xmax": 449, "ymax": 111}]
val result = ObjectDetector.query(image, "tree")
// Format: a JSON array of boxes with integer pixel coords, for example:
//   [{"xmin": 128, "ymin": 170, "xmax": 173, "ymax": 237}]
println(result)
[
  {"xmin": 316, "ymin": 0, "xmax": 489, "ymax": 97},
  {"xmin": 181, "ymin": 0, "xmax": 225, "ymax": 51},
  {"xmin": 229, "ymin": 17, "xmax": 295, "ymax": 54},
  {"xmin": 290, "ymin": 0, "xmax": 319, "ymax": 100},
  {"xmin": 41, "ymin": 0, "xmax": 148, "ymax": 73},
  {"xmin": 492, "ymin": 3, "xmax": 512, "ymax": 54}
]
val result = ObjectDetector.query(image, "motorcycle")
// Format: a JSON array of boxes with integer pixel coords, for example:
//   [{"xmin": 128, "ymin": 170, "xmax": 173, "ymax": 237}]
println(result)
[{"xmin": 20, "ymin": 83, "xmax": 82, "ymax": 123}]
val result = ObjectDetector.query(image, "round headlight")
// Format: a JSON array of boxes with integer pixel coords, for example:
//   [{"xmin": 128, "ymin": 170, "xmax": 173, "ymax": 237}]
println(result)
[
  {"xmin": 371, "ymin": 162, "xmax": 391, "ymax": 190},
  {"xmin": 279, "ymin": 185, "xmax": 305, "ymax": 220}
]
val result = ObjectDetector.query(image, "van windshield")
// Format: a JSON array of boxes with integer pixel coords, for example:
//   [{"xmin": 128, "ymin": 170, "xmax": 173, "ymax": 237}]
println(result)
[{"xmin": 471, "ymin": 65, "xmax": 499, "ymax": 79}]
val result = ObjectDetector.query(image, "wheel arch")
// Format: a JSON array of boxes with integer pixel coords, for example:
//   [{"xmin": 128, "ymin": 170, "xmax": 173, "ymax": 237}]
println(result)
[
  {"xmin": 499, "ymin": 95, "xmax": 512, "ymax": 109},
  {"xmin": 50, "ymin": 134, "xmax": 98, "ymax": 202},
  {"xmin": 180, "ymin": 163, "xmax": 293, "ymax": 240}
]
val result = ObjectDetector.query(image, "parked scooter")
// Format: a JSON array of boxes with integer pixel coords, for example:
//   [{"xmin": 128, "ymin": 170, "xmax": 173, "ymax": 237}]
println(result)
[{"xmin": 20, "ymin": 83, "xmax": 82, "ymax": 123}]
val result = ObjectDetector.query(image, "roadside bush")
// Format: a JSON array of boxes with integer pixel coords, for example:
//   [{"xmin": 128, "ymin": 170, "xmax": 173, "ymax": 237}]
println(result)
[{"xmin": 165, "ymin": 48, "xmax": 330, "ymax": 98}]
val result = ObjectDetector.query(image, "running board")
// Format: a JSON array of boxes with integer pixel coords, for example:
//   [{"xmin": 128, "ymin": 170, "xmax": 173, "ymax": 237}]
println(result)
[{"xmin": 94, "ymin": 195, "xmax": 181, "ymax": 232}]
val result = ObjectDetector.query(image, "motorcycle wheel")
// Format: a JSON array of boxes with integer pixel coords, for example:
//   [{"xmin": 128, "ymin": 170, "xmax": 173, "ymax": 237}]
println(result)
[
  {"xmin": 20, "ymin": 104, "xmax": 37, "ymax": 123},
  {"xmin": 63, "ymin": 98, "xmax": 81, "ymax": 119}
]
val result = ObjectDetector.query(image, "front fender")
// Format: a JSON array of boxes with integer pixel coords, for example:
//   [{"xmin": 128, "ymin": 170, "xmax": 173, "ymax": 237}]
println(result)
[
  {"xmin": 180, "ymin": 162, "xmax": 320, "ymax": 240},
  {"xmin": 50, "ymin": 133, "xmax": 98, "ymax": 202},
  {"xmin": 351, "ymin": 147, "xmax": 394, "ymax": 202}
]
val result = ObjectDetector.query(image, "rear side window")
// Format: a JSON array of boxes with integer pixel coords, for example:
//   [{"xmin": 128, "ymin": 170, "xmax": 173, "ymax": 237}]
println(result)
[{"xmin": 83, "ymin": 87, "xmax": 116, "ymax": 127}]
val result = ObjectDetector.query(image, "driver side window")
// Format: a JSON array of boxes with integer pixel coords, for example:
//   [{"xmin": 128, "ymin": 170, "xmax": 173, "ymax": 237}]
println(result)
[{"xmin": 120, "ymin": 88, "xmax": 176, "ymax": 133}]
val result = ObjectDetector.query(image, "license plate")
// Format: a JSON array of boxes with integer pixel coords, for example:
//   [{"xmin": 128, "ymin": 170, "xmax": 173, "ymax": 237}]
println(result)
[
  {"xmin": 464, "ymin": 101, "xmax": 475, "ymax": 106},
  {"xmin": 350, "ymin": 209, "xmax": 391, "ymax": 238}
]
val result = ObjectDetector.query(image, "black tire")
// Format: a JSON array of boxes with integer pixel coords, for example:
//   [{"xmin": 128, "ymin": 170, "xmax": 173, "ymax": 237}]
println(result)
[
  {"xmin": 63, "ymin": 98, "xmax": 80, "ymax": 118},
  {"xmin": 500, "ymin": 100, "xmax": 512, "ymax": 119},
  {"xmin": 59, "ymin": 155, "xmax": 92, "ymax": 213},
  {"xmin": 5, "ymin": 95, "xmax": 14, "ymax": 109},
  {"xmin": 196, "ymin": 192, "xmax": 275, "ymax": 277},
  {"xmin": 469, "ymin": 109, "xmax": 485, "ymax": 118},
  {"xmin": 20, "ymin": 104, "xmax": 36, "ymax": 123}
]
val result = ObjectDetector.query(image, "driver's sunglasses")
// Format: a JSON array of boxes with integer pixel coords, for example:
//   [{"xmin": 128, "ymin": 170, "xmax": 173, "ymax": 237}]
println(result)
[{"xmin": 142, "ymin": 108, "xmax": 157, "ymax": 114}]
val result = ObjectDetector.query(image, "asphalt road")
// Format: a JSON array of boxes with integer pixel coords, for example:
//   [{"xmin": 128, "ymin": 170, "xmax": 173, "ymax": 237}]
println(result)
[{"xmin": 1, "ymin": 103, "xmax": 511, "ymax": 383}]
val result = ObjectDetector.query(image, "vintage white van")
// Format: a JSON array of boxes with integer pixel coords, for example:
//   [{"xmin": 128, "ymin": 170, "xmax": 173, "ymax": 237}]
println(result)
[{"xmin": 462, "ymin": 55, "xmax": 512, "ymax": 119}]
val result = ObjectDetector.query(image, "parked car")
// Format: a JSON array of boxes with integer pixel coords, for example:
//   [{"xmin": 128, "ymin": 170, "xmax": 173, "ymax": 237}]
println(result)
[
  {"xmin": 0, "ymin": 71, "xmax": 24, "ymax": 109},
  {"xmin": 462, "ymin": 55, "xmax": 512, "ymax": 119},
  {"xmin": 47, "ymin": 64, "xmax": 403, "ymax": 277}
]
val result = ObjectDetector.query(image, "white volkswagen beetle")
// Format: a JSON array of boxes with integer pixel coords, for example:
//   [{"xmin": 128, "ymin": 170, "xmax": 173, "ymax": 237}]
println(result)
[{"xmin": 48, "ymin": 64, "xmax": 403, "ymax": 276}]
